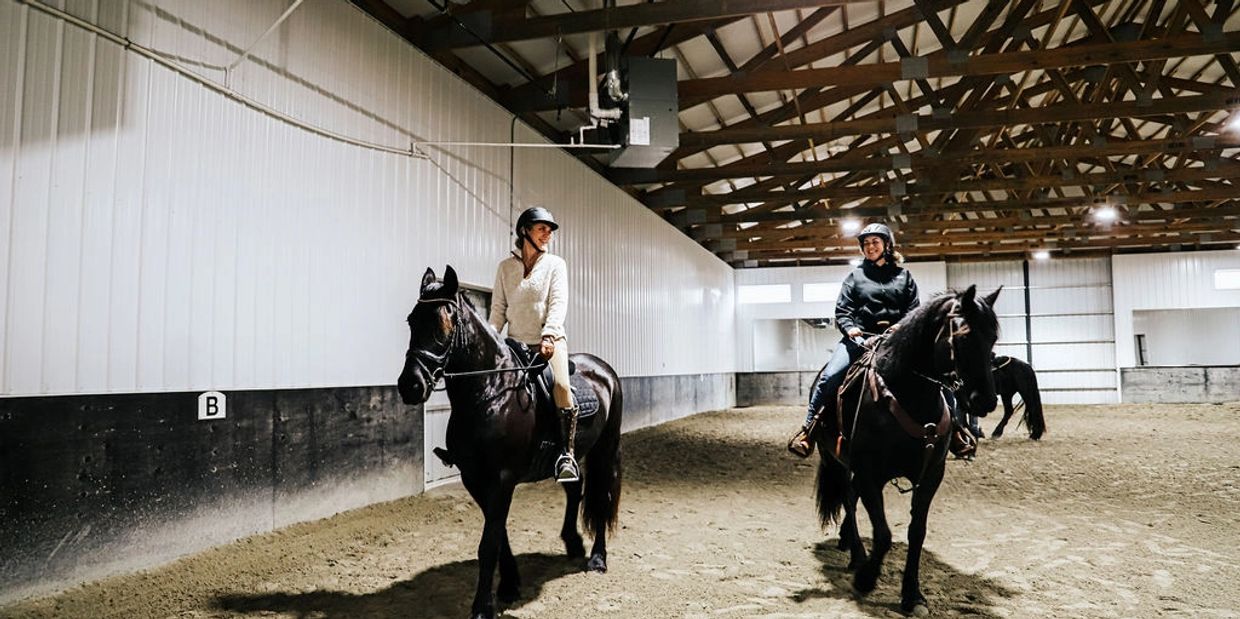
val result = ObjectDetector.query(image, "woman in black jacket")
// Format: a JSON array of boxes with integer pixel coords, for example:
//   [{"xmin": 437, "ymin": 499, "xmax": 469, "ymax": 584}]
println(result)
[{"xmin": 787, "ymin": 223, "xmax": 921, "ymax": 457}]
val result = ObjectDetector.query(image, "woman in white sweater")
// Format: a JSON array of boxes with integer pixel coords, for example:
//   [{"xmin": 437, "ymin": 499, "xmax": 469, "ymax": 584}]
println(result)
[{"xmin": 489, "ymin": 206, "xmax": 579, "ymax": 482}]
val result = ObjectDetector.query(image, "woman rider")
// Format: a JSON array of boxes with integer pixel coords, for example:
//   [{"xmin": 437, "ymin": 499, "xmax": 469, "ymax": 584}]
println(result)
[
  {"xmin": 489, "ymin": 206, "xmax": 581, "ymax": 482},
  {"xmin": 787, "ymin": 223, "xmax": 921, "ymax": 457}
]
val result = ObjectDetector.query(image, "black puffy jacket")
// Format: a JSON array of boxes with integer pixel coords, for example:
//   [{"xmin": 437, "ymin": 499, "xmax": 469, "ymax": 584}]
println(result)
[{"xmin": 835, "ymin": 260, "xmax": 920, "ymax": 337}]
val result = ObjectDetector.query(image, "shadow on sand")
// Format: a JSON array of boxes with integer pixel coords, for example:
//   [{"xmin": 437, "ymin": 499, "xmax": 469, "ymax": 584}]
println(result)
[
  {"xmin": 215, "ymin": 552, "xmax": 583, "ymax": 618},
  {"xmin": 794, "ymin": 539, "xmax": 1020, "ymax": 618}
]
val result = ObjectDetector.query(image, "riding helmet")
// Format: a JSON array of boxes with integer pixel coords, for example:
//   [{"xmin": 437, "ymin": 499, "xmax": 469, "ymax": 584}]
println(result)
[
  {"xmin": 856, "ymin": 222, "xmax": 895, "ymax": 250},
  {"xmin": 516, "ymin": 206, "xmax": 559, "ymax": 235}
]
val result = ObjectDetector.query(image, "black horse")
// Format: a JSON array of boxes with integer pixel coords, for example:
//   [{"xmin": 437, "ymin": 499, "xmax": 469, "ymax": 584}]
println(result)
[
  {"xmin": 397, "ymin": 266, "xmax": 623, "ymax": 619},
  {"xmin": 813, "ymin": 286, "xmax": 1001, "ymax": 614},
  {"xmin": 961, "ymin": 355, "xmax": 1046, "ymax": 440}
]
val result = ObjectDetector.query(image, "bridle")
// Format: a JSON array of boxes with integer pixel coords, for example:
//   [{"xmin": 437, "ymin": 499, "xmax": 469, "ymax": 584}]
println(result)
[
  {"xmin": 406, "ymin": 295, "xmax": 460, "ymax": 390},
  {"xmin": 405, "ymin": 293, "xmax": 549, "ymax": 394},
  {"xmin": 914, "ymin": 299, "xmax": 971, "ymax": 392}
]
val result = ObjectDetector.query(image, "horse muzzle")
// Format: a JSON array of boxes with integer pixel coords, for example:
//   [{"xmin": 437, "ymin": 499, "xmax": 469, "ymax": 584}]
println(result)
[
  {"xmin": 967, "ymin": 390, "xmax": 997, "ymax": 417},
  {"xmin": 397, "ymin": 365, "xmax": 432, "ymax": 405}
]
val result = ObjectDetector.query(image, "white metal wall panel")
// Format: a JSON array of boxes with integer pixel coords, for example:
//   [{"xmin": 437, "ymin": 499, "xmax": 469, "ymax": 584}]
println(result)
[
  {"xmin": 1113, "ymin": 250, "xmax": 1240, "ymax": 369},
  {"xmin": 947, "ymin": 261, "xmax": 1027, "ymax": 356},
  {"xmin": 0, "ymin": 0, "xmax": 736, "ymax": 396},
  {"xmin": 949, "ymin": 258, "xmax": 1117, "ymax": 403},
  {"xmin": 1028, "ymin": 257, "xmax": 1116, "ymax": 402}
]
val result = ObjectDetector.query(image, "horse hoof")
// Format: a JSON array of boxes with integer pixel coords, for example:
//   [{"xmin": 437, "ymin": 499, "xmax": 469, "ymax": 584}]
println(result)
[
  {"xmin": 902, "ymin": 600, "xmax": 929, "ymax": 616},
  {"xmin": 586, "ymin": 554, "xmax": 608, "ymax": 573},
  {"xmin": 853, "ymin": 570, "xmax": 878, "ymax": 594}
]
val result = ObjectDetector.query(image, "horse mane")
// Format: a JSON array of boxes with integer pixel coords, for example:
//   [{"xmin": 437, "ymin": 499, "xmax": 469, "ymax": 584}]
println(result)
[
  {"xmin": 879, "ymin": 290, "xmax": 999, "ymax": 377},
  {"xmin": 881, "ymin": 294, "xmax": 956, "ymax": 366}
]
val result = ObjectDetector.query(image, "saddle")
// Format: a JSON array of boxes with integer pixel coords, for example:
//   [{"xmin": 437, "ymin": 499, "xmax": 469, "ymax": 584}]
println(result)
[{"xmin": 504, "ymin": 338, "xmax": 601, "ymax": 420}]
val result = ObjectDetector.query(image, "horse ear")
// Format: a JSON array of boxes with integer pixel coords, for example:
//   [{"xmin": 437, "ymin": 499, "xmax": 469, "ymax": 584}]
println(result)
[
  {"xmin": 959, "ymin": 284, "xmax": 977, "ymax": 306},
  {"xmin": 442, "ymin": 265, "xmax": 459, "ymax": 295},
  {"xmin": 983, "ymin": 285, "xmax": 1002, "ymax": 308},
  {"xmin": 420, "ymin": 267, "xmax": 436, "ymax": 293}
]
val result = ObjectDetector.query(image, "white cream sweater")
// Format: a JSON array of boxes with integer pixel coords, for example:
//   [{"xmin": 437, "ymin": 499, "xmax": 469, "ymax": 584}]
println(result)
[{"xmin": 489, "ymin": 253, "xmax": 568, "ymax": 345}]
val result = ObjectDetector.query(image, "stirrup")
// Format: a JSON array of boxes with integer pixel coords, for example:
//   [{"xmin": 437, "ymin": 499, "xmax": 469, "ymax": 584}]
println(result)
[
  {"xmin": 787, "ymin": 427, "xmax": 814, "ymax": 458},
  {"xmin": 554, "ymin": 453, "xmax": 580, "ymax": 483}
]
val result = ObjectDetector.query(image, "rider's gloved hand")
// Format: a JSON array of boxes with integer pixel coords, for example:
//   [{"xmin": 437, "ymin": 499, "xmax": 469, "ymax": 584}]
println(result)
[{"xmin": 539, "ymin": 335, "xmax": 556, "ymax": 360}]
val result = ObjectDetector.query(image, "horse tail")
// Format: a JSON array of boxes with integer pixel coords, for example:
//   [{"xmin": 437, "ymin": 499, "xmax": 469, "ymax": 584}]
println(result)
[
  {"xmin": 814, "ymin": 451, "xmax": 848, "ymax": 527},
  {"xmin": 583, "ymin": 376, "xmax": 623, "ymax": 538},
  {"xmin": 1018, "ymin": 362, "xmax": 1046, "ymax": 440}
]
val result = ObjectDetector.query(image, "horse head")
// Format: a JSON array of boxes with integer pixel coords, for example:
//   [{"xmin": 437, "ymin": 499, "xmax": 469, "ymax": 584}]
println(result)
[
  {"xmin": 397, "ymin": 265, "xmax": 463, "ymax": 405},
  {"xmin": 935, "ymin": 285, "xmax": 1002, "ymax": 416}
]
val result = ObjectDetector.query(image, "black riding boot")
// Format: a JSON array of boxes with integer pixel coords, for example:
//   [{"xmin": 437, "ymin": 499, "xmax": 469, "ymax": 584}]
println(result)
[{"xmin": 555, "ymin": 406, "xmax": 580, "ymax": 483}]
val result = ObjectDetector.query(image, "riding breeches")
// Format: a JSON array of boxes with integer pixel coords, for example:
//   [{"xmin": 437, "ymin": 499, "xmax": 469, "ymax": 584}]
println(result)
[
  {"xmin": 805, "ymin": 337, "xmax": 864, "ymax": 425},
  {"xmin": 548, "ymin": 336, "xmax": 575, "ymax": 409}
]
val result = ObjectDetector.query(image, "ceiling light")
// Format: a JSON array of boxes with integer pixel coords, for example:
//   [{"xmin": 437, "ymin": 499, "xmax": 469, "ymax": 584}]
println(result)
[
  {"xmin": 841, "ymin": 219, "xmax": 861, "ymax": 234},
  {"xmin": 1094, "ymin": 206, "xmax": 1118, "ymax": 221},
  {"xmin": 1227, "ymin": 112, "xmax": 1240, "ymax": 132},
  {"xmin": 1032, "ymin": 249, "xmax": 1050, "ymax": 260}
]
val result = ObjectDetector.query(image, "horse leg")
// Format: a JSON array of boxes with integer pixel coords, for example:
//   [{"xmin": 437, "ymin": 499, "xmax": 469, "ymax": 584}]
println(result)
[
  {"xmin": 838, "ymin": 488, "xmax": 867, "ymax": 569},
  {"xmin": 992, "ymin": 394, "xmax": 1015, "ymax": 438},
  {"xmin": 852, "ymin": 473, "xmax": 890, "ymax": 595},
  {"xmin": 900, "ymin": 462, "xmax": 945, "ymax": 615},
  {"xmin": 469, "ymin": 481, "xmax": 517, "ymax": 619},
  {"xmin": 495, "ymin": 528, "xmax": 522, "ymax": 604},
  {"xmin": 560, "ymin": 479, "xmax": 586, "ymax": 558},
  {"xmin": 586, "ymin": 521, "xmax": 608, "ymax": 573}
]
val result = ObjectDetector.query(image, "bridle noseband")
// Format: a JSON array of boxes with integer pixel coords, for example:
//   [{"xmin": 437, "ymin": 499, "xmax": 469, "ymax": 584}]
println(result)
[{"xmin": 407, "ymin": 295, "xmax": 460, "ymax": 389}]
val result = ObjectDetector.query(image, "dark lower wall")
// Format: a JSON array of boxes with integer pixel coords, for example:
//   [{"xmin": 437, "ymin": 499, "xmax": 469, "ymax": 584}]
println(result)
[
  {"xmin": 0, "ymin": 372, "xmax": 736, "ymax": 604},
  {"xmin": 619, "ymin": 373, "xmax": 736, "ymax": 433},
  {"xmin": 0, "ymin": 387, "xmax": 420, "ymax": 604},
  {"xmin": 736, "ymin": 371, "xmax": 819, "ymax": 408},
  {"xmin": 1121, "ymin": 366, "xmax": 1240, "ymax": 403}
]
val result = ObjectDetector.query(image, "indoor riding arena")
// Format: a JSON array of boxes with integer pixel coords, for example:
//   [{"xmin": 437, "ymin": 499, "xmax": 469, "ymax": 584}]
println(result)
[{"xmin": 2, "ymin": 1, "xmax": 1238, "ymax": 619}]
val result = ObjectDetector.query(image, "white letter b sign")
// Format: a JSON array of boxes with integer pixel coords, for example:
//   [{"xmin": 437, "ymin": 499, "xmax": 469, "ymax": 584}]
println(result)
[{"xmin": 198, "ymin": 391, "xmax": 226, "ymax": 421}]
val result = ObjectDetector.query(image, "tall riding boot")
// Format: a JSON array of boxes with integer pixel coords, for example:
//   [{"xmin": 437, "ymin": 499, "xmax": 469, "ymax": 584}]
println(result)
[{"xmin": 555, "ymin": 406, "xmax": 581, "ymax": 483}]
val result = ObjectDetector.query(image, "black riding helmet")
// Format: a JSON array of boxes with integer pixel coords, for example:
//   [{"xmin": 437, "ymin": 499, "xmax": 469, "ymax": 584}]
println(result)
[
  {"xmin": 856, "ymin": 222, "xmax": 896, "ymax": 260},
  {"xmin": 515, "ymin": 206, "xmax": 559, "ymax": 252}
]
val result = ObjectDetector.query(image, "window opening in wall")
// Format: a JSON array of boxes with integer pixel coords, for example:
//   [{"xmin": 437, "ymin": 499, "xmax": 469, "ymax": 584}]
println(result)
[
  {"xmin": 1135, "ymin": 334, "xmax": 1148, "ymax": 366},
  {"xmin": 738, "ymin": 284, "xmax": 792, "ymax": 304},
  {"xmin": 1215, "ymin": 269, "xmax": 1240, "ymax": 290},
  {"xmin": 460, "ymin": 285, "xmax": 493, "ymax": 321},
  {"xmin": 803, "ymin": 282, "xmax": 842, "ymax": 303}
]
